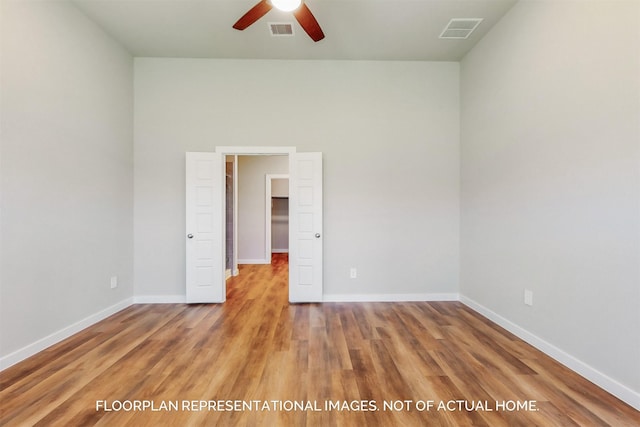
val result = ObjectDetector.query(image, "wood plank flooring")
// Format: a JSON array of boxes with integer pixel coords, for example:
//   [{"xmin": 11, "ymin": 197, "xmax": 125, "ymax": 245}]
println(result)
[{"xmin": 1, "ymin": 254, "xmax": 639, "ymax": 426}]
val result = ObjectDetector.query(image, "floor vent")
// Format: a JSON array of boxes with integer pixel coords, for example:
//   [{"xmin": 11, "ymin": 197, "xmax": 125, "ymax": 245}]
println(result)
[
  {"xmin": 439, "ymin": 18, "xmax": 483, "ymax": 39},
  {"xmin": 269, "ymin": 22, "xmax": 295, "ymax": 36}
]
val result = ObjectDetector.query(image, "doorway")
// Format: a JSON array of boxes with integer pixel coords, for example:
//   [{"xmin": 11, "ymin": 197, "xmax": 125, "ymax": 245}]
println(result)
[
  {"xmin": 266, "ymin": 174, "xmax": 289, "ymax": 263},
  {"xmin": 226, "ymin": 158, "xmax": 289, "ymax": 299},
  {"xmin": 185, "ymin": 148, "xmax": 323, "ymax": 303}
]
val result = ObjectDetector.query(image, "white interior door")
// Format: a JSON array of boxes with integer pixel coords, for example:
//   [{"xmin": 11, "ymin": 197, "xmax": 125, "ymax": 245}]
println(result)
[
  {"xmin": 186, "ymin": 152, "xmax": 224, "ymax": 303},
  {"xmin": 289, "ymin": 152, "xmax": 323, "ymax": 302}
]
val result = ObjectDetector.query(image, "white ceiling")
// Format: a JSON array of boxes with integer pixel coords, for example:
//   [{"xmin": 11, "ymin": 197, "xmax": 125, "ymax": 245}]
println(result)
[{"xmin": 72, "ymin": 0, "xmax": 517, "ymax": 61}]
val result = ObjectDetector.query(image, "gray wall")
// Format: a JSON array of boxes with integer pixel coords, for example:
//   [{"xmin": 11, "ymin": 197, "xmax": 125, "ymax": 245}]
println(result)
[
  {"xmin": 460, "ymin": 0, "xmax": 639, "ymax": 399},
  {"xmin": 0, "ymin": 0, "xmax": 134, "ymax": 360},
  {"xmin": 133, "ymin": 59, "xmax": 460, "ymax": 299}
]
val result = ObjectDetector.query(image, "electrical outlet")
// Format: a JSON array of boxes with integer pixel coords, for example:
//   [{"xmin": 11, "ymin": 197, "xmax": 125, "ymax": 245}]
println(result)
[
  {"xmin": 110, "ymin": 276, "xmax": 118, "ymax": 289},
  {"xmin": 350, "ymin": 268, "xmax": 357, "ymax": 279},
  {"xmin": 524, "ymin": 289, "xmax": 533, "ymax": 306}
]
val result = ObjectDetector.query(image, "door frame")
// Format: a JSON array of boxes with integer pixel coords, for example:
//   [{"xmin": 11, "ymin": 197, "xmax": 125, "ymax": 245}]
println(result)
[
  {"xmin": 215, "ymin": 146, "xmax": 296, "ymax": 299},
  {"xmin": 265, "ymin": 174, "xmax": 289, "ymax": 262},
  {"xmin": 226, "ymin": 155, "xmax": 239, "ymax": 279}
]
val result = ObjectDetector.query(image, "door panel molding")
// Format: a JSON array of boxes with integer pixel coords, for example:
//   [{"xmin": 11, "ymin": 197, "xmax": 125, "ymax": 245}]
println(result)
[
  {"xmin": 186, "ymin": 152, "xmax": 224, "ymax": 303},
  {"xmin": 289, "ymin": 152, "xmax": 323, "ymax": 302}
]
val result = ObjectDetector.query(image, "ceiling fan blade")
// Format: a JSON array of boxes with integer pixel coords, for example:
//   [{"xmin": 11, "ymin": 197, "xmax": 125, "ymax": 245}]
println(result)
[
  {"xmin": 233, "ymin": 0, "xmax": 273, "ymax": 30},
  {"xmin": 293, "ymin": 3, "xmax": 325, "ymax": 42}
]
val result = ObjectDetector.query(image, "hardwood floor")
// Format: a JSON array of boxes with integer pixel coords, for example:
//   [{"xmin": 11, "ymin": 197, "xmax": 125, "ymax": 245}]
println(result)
[{"xmin": 1, "ymin": 254, "xmax": 638, "ymax": 426}]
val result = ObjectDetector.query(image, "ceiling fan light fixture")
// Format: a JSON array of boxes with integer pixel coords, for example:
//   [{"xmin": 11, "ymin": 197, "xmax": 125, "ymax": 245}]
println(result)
[{"xmin": 271, "ymin": 0, "xmax": 301, "ymax": 12}]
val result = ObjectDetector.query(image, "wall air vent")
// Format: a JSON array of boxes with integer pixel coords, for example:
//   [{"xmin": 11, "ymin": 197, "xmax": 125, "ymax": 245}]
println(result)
[
  {"xmin": 269, "ymin": 22, "xmax": 295, "ymax": 36},
  {"xmin": 439, "ymin": 18, "xmax": 483, "ymax": 39}
]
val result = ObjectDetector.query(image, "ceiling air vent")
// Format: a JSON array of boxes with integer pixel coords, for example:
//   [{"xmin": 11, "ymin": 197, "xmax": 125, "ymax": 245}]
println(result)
[
  {"xmin": 439, "ymin": 18, "xmax": 483, "ymax": 39},
  {"xmin": 269, "ymin": 22, "xmax": 295, "ymax": 36}
]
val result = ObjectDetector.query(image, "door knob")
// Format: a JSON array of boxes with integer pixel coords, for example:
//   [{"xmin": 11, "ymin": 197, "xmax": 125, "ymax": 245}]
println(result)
[
  {"xmin": 315, "ymin": 233, "xmax": 321, "ymax": 238},
  {"xmin": 187, "ymin": 234, "xmax": 194, "ymax": 239}
]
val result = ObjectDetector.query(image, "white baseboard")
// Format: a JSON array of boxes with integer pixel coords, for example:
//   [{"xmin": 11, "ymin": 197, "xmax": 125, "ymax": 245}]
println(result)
[
  {"xmin": 238, "ymin": 259, "xmax": 269, "ymax": 265},
  {"xmin": 323, "ymin": 293, "xmax": 459, "ymax": 302},
  {"xmin": 0, "ymin": 297, "xmax": 134, "ymax": 371},
  {"xmin": 460, "ymin": 295, "xmax": 640, "ymax": 411},
  {"xmin": 4, "ymin": 291, "xmax": 637, "ymax": 411},
  {"xmin": 271, "ymin": 249, "xmax": 289, "ymax": 253},
  {"xmin": 133, "ymin": 295, "xmax": 186, "ymax": 304}
]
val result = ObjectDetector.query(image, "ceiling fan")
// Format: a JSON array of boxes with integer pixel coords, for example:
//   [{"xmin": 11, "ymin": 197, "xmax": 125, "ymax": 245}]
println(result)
[{"xmin": 233, "ymin": 0, "xmax": 325, "ymax": 42}]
